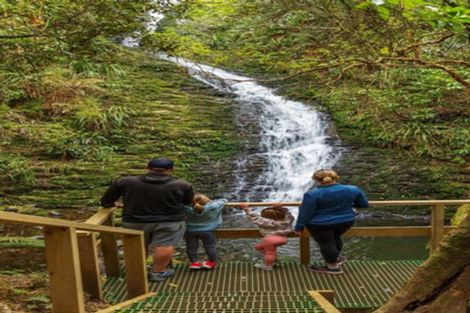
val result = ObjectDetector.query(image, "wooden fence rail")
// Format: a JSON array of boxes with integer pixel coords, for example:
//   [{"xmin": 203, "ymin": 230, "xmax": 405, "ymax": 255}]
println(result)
[
  {"xmin": 0, "ymin": 211, "xmax": 147, "ymax": 313},
  {"xmin": 77, "ymin": 208, "xmax": 120, "ymax": 300},
  {"xmin": 224, "ymin": 200, "xmax": 470, "ymax": 262}
]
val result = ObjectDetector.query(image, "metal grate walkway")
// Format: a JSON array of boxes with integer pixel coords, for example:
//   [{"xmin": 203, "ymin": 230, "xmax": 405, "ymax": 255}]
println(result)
[
  {"xmin": 120, "ymin": 291, "xmax": 326, "ymax": 313},
  {"xmin": 104, "ymin": 260, "xmax": 422, "ymax": 309}
]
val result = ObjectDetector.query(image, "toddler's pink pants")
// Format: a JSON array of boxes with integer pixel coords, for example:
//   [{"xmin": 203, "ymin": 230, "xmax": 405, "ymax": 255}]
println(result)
[{"xmin": 255, "ymin": 235, "xmax": 288, "ymax": 266}]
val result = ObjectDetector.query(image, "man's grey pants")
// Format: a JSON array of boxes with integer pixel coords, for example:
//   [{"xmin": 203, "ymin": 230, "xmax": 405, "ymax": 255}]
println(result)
[{"xmin": 184, "ymin": 231, "xmax": 217, "ymax": 262}]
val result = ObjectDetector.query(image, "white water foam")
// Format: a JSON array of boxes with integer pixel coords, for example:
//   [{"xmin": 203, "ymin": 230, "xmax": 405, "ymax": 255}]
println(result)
[{"xmin": 162, "ymin": 56, "xmax": 342, "ymax": 209}]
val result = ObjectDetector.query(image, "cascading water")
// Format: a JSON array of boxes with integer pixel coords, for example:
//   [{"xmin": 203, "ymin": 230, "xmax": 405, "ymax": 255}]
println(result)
[
  {"xmin": 161, "ymin": 56, "xmax": 342, "ymax": 211},
  {"xmin": 123, "ymin": 6, "xmax": 341, "ymax": 209}
]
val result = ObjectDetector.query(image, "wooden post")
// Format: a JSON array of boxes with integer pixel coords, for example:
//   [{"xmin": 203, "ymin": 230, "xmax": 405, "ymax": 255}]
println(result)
[
  {"xmin": 77, "ymin": 233, "xmax": 103, "ymax": 299},
  {"xmin": 430, "ymin": 204, "xmax": 445, "ymax": 254},
  {"xmin": 101, "ymin": 214, "xmax": 120, "ymax": 277},
  {"xmin": 44, "ymin": 226, "xmax": 85, "ymax": 313},
  {"xmin": 300, "ymin": 230, "xmax": 310, "ymax": 264},
  {"xmin": 122, "ymin": 234, "xmax": 148, "ymax": 298}
]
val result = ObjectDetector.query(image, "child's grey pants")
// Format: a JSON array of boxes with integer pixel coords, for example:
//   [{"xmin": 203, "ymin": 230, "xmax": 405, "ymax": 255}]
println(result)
[{"xmin": 184, "ymin": 231, "xmax": 217, "ymax": 262}]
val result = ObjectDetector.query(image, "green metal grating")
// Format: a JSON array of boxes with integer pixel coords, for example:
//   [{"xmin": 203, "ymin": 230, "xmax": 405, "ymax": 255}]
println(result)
[
  {"xmin": 121, "ymin": 291, "xmax": 326, "ymax": 313},
  {"xmin": 104, "ymin": 260, "xmax": 423, "ymax": 309}
]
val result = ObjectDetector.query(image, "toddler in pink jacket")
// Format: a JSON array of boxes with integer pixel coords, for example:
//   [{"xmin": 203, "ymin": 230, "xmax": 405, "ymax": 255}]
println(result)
[{"xmin": 239, "ymin": 203, "xmax": 294, "ymax": 270}]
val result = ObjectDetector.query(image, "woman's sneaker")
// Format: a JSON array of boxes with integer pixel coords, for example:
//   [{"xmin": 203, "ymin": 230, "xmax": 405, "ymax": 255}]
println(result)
[
  {"xmin": 336, "ymin": 256, "xmax": 347, "ymax": 266},
  {"xmin": 148, "ymin": 268, "xmax": 175, "ymax": 282},
  {"xmin": 202, "ymin": 261, "xmax": 217, "ymax": 270},
  {"xmin": 254, "ymin": 263, "xmax": 273, "ymax": 271},
  {"xmin": 308, "ymin": 265, "xmax": 343, "ymax": 275},
  {"xmin": 189, "ymin": 262, "xmax": 203, "ymax": 270}
]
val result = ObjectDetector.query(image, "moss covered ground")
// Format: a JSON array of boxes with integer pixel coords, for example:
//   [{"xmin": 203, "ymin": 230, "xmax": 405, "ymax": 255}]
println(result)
[{"xmin": 0, "ymin": 48, "xmax": 239, "ymax": 211}]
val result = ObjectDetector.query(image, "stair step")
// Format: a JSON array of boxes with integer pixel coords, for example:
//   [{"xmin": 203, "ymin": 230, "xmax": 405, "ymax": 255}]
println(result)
[{"xmin": 122, "ymin": 291, "xmax": 327, "ymax": 313}]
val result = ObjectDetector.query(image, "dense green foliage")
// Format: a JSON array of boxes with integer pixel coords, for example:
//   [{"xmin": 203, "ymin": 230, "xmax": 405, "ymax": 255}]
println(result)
[
  {"xmin": 0, "ymin": 1, "xmax": 239, "ymax": 208},
  {"xmin": 147, "ymin": 0, "xmax": 470, "ymax": 166},
  {"xmin": 0, "ymin": 0, "xmax": 153, "ymax": 73},
  {"xmin": 0, "ymin": 51, "xmax": 239, "ymax": 208},
  {"xmin": 1, "ymin": 0, "xmax": 468, "ymax": 208}
]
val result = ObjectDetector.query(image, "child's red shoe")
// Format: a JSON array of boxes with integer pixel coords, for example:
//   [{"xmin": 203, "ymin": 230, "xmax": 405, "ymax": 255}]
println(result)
[
  {"xmin": 189, "ymin": 262, "xmax": 202, "ymax": 270},
  {"xmin": 202, "ymin": 261, "xmax": 217, "ymax": 270}
]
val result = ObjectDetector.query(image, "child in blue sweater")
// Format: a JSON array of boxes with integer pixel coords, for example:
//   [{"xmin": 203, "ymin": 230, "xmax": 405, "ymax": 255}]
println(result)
[{"xmin": 185, "ymin": 194, "xmax": 227, "ymax": 270}]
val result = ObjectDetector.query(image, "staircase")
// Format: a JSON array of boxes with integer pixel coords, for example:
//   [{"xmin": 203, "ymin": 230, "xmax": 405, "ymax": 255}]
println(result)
[{"xmin": 121, "ymin": 291, "xmax": 329, "ymax": 313}]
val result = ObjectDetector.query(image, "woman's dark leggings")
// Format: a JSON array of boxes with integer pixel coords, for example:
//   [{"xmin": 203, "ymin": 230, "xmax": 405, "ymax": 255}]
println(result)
[{"xmin": 306, "ymin": 221, "xmax": 354, "ymax": 264}]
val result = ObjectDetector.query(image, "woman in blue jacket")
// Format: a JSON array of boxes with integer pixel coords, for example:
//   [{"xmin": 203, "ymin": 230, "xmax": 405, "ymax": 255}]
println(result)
[{"xmin": 295, "ymin": 170, "xmax": 368, "ymax": 274}]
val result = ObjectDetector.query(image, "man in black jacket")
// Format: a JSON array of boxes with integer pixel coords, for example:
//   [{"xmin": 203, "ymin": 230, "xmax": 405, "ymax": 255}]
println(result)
[{"xmin": 101, "ymin": 157, "xmax": 194, "ymax": 282}]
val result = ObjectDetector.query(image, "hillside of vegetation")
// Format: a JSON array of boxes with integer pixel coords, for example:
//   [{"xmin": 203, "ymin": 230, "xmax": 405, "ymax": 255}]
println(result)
[
  {"xmin": 0, "ymin": 50, "xmax": 239, "ymax": 211},
  {"xmin": 1, "ymin": 0, "xmax": 468, "ymax": 212},
  {"xmin": 144, "ymin": 0, "xmax": 470, "ymax": 199},
  {"xmin": 0, "ymin": 1, "xmax": 239, "ymax": 213}
]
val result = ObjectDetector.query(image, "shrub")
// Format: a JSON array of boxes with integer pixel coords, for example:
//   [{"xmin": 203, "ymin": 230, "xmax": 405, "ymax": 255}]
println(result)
[
  {"xmin": 74, "ymin": 98, "xmax": 105, "ymax": 131},
  {"xmin": 70, "ymin": 59, "xmax": 126, "ymax": 79},
  {"xmin": 45, "ymin": 132, "xmax": 116, "ymax": 161},
  {"xmin": 0, "ymin": 155, "xmax": 36, "ymax": 185},
  {"xmin": 75, "ymin": 99, "xmax": 133, "ymax": 132}
]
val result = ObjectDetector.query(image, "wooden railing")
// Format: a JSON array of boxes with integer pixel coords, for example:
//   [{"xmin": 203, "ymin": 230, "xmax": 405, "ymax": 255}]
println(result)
[
  {"xmin": 0, "ymin": 211, "xmax": 147, "ymax": 313},
  {"xmin": 223, "ymin": 200, "xmax": 470, "ymax": 263},
  {"xmin": 1, "ymin": 199, "xmax": 469, "ymax": 313},
  {"xmin": 77, "ymin": 208, "xmax": 120, "ymax": 300}
]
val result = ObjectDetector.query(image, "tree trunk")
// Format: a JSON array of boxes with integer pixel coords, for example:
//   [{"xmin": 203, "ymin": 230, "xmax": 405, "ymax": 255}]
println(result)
[{"xmin": 374, "ymin": 213, "xmax": 470, "ymax": 313}]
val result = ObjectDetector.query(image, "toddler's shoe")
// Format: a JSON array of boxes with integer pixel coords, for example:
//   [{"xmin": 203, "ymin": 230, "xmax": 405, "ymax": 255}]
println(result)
[
  {"xmin": 202, "ymin": 261, "xmax": 217, "ymax": 270},
  {"xmin": 189, "ymin": 262, "xmax": 203, "ymax": 270},
  {"xmin": 254, "ymin": 263, "xmax": 273, "ymax": 271},
  {"xmin": 148, "ymin": 268, "xmax": 175, "ymax": 282}
]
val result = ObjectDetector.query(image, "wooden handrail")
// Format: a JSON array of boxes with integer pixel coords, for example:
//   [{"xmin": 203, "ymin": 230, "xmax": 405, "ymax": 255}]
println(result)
[
  {"xmin": 77, "ymin": 208, "xmax": 116, "ymax": 236},
  {"xmin": 77, "ymin": 208, "xmax": 119, "ymax": 301},
  {"xmin": 0, "ymin": 211, "xmax": 140, "ymax": 235},
  {"xmin": 77, "ymin": 208, "xmax": 120, "ymax": 278},
  {"xmin": 220, "ymin": 200, "xmax": 469, "ymax": 263},
  {"xmin": 214, "ymin": 226, "xmax": 455, "ymax": 238},
  {"xmin": 83, "ymin": 208, "xmax": 116, "ymax": 225},
  {"xmin": 225, "ymin": 199, "xmax": 470, "ymax": 207},
  {"xmin": 0, "ymin": 211, "xmax": 147, "ymax": 313}
]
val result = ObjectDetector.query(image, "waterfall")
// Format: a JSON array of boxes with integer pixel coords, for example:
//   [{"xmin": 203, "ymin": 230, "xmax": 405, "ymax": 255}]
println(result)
[
  {"xmin": 121, "ymin": 3, "xmax": 341, "ymax": 208},
  {"xmin": 161, "ymin": 56, "xmax": 342, "ymax": 210}
]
